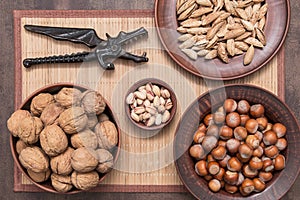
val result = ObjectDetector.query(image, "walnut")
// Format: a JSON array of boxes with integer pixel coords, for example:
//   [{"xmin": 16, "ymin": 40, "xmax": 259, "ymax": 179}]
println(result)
[
  {"xmin": 56, "ymin": 87, "xmax": 82, "ymax": 108},
  {"xmin": 40, "ymin": 103, "xmax": 65, "ymax": 126},
  {"xmin": 40, "ymin": 125, "xmax": 68, "ymax": 156},
  {"xmin": 16, "ymin": 139, "xmax": 29, "ymax": 154},
  {"xmin": 58, "ymin": 107, "xmax": 88, "ymax": 134},
  {"xmin": 50, "ymin": 147, "xmax": 74, "ymax": 175},
  {"xmin": 95, "ymin": 149, "xmax": 113, "ymax": 174},
  {"xmin": 81, "ymin": 90, "xmax": 106, "ymax": 115},
  {"xmin": 71, "ymin": 171, "xmax": 99, "ymax": 191},
  {"xmin": 97, "ymin": 113, "xmax": 110, "ymax": 123},
  {"xmin": 94, "ymin": 121, "xmax": 118, "ymax": 150},
  {"xmin": 19, "ymin": 146, "xmax": 49, "ymax": 173},
  {"xmin": 87, "ymin": 115, "xmax": 98, "ymax": 129},
  {"xmin": 7, "ymin": 110, "xmax": 31, "ymax": 137},
  {"xmin": 71, "ymin": 129, "xmax": 98, "ymax": 149},
  {"xmin": 71, "ymin": 147, "xmax": 98, "ymax": 172},
  {"xmin": 51, "ymin": 173, "xmax": 73, "ymax": 193},
  {"xmin": 27, "ymin": 168, "xmax": 51, "ymax": 183},
  {"xmin": 30, "ymin": 93, "xmax": 55, "ymax": 116},
  {"xmin": 18, "ymin": 116, "xmax": 43, "ymax": 144}
]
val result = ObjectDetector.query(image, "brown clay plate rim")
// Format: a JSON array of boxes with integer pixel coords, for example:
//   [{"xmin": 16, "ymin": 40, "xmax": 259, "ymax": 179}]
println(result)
[
  {"xmin": 10, "ymin": 82, "xmax": 121, "ymax": 194},
  {"xmin": 124, "ymin": 78, "xmax": 177, "ymax": 131},
  {"xmin": 155, "ymin": 0, "xmax": 290, "ymax": 80},
  {"xmin": 173, "ymin": 84, "xmax": 300, "ymax": 199}
]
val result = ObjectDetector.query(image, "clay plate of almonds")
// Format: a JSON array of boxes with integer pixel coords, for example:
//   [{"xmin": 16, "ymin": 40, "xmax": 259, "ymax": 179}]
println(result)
[
  {"xmin": 173, "ymin": 84, "xmax": 300, "ymax": 199},
  {"xmin": 155, "ymin": 0, "xmax": 290, "ymax": 80},
  {"xmin": 8, "ymin": 83, "xmax": 121, "ymax": 193}
]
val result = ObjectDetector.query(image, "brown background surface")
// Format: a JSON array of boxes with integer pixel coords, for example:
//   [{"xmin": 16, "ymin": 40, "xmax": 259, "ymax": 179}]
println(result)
[{"xmin": 0, "ymin": 0, "xmax": 299, "ymax": 199}]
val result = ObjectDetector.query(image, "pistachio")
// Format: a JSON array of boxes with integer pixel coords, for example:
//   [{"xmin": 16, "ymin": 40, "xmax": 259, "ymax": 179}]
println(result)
[
  {"xmin": 162, "ymin": 110, "xmax": 171, "ymax": 123},
  {"xmin": 126, "ymin": 93, "xmax": 135, "ymax": 105}
]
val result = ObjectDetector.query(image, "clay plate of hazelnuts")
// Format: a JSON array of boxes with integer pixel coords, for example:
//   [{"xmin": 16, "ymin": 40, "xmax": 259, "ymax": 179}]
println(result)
[{"xmin": 174, "ymin": 84, "xmax": 300, "ymax": 200}]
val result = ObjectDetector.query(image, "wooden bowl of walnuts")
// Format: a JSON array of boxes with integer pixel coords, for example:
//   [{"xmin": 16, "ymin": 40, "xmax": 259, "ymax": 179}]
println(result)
[
  {"xmin": 174, "ymin": 84, "xmax": 300, "ymax": 200},
  {"xmin": 7, "ymin": 83, "xmax": 120, "ymax": 193},
  {"xmin": 125, "ymin": 78, "xmax": 177, "ymax": 131}
]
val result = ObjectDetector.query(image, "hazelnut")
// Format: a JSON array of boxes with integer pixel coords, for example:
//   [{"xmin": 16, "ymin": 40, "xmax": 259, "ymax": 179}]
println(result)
[
  {"xmin": 236, "ymin": 172, "xmax": 245, "ymax": 186},
  {"xmin": 223, "ymin": 99, "xmax": 237, "ymax": 113},
  {"xmin": 225, "ymin": 112, "xmax": 241, "ymax": 128},
  {"xmin": 233, "ymin": 126, "xmax": 248, "ymax": 141},
  {"xmin": 253, "ymin": 178, "xmax": 266, "ymax": 192},
  {"xmin": 219, "ymin": 154, "xmax": 231, "ymax": 168},
  {"xmin": 256, "ymin": 117, "xmax": 268, "ymax": 131},
  {"xmin": 249, "ymin": 157, "xmax": 263, "ymax": 170},
  {"xmin": 238, "ymin": 143, "xmax": 253, "ymax": 159},
  {"xmin": 274, "ymin": 154, "xmax": 285, "ymax": 171},
  {"xmin": 259, "ymin": 171, "xmax": 273, "ymax": 182},
  {"xmin": 240, "ymin": 178, "xmax": 255, "ymax": 195},
  {"xmin": 263, "ymin": 130, "xmax": 278, "ymax": 146},
  {"xmin": 272, "ymin": 123, "xmax": 287, "ymax": 138},
  {"xmin": 254, "ymin": 131, "xmax": 264, "ymax": 142},
  {"xmin": 218, "ymin": 140, "xmax": 227, "ymax": 147},
  {"xmin": 206, "ymin": 124, "xmax": 220, "ymax": 138},
  {"xmin": 204, "ymin": 114, "xmax": 214, "ymax": 126},
  {"xmin": 71, "ymin": 170, "xmax": 99, "ymax": 191},
  {"xmin": 264, "ymin": 145, "xmax": 279, "ymax": 158},
  {"xmin": 224, "ymin": 171, "xmax": 239, "ymax": 185},
  {"xmin": 275, "ymin": 138, "xmax": 287, "ymax": 151},
  {"xmin": 237, "ymin": 100, "xmax": 250, "ymax": 114},
  {"xmin": 213, "ymin": 111, "xmax": 226, "ymax": 124},
  {"xmin": 207, "ymin": 161, "xmax": 220, "ymax": 175},
  {"xmin": 226, "ymin": 138, "xmax": 240, "ymax": 154},
  {"xmin": 263, "ymin": 123, "xmax": 273, "ymax": 133},
  {"xmin": 214, "ymin": 167, "xmax": 225, "ymax": 181},
  {"xmin": 242, "ymin": 164, "xmax": 258, "ymax": 178},
  {"xmin": 252, "ymin": 146, "xmax": 264, "ymax": 158},
  {"xmin": 208, "ymin": 179, "xmax": 222, "ymax": 192},
  {"xmin": 219, "ymin": 125, "xmax": 233, "ymax": 140},
  {"xmin": 245, "ymin": 119, "xmax": 258, "ymax": 134},
  {"xmin": 195, "ymin": 160, "xmax": 208, "ymax": 176},
  {"xmin": 240, "ymin": 115, "xmax": 250, "ymax": 127},
  {"xmin": 193, "ymin": 130, "xmax": 206, "ymax": 144},
  {"xmin": 227, "ymin": 157, "xmax": 242, "ymax": 172},
  {"xmin": 189, "ymin": 144, "xmax": 206, "ymax": 160},
  {"xmin": 250, "ymin": 104, "xmax": 265, "ymax": 118},
  {"xmin": 236, "ymin": 153, "xmax": 251, "ymax": 163},
  {"xmin": 211, "ymin": 145, "xmax": 227, "ymax": 160},
  {"xmin": 262, "ymin": 159, "xmax": 274, "ymax": 172},
  {"xmin": 225, "ymin": 184, "xmax": 238, "ymax": 194},
  {"xmin": 202, "ymin": 136, "xmax": 218, "ymax": 152},
  {"xmin": 207, "ymin": 154, "xmax": 215, "ymax": 163},
  {"xmin": 246, "ymin": 135, "xmax": 260, "ymax": 149},
  {"xmin": 204, "ymin": 175, "xmax": 213, "ymax": 181}
]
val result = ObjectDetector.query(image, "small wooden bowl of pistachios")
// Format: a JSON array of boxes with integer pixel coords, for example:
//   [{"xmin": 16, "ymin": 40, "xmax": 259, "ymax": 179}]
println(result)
[{"xmin": 125, "ymin": 78, "xmax": 177, "ymax": 131}]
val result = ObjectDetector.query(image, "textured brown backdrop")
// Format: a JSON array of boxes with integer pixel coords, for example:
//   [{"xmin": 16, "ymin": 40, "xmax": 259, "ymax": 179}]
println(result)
[{"xmin": 0, "ymin": 0, "xmax": 299, "ymax": 199}]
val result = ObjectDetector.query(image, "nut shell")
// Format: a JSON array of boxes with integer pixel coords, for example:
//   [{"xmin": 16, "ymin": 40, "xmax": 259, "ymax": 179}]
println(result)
[
  {"xmin": 40, "ymin": 125, "xmax": 68, "ymax": 156},
  {"xmin": 7, "ymin": 110, "xmax": 32, "ymax": 137},
  {"xmin": 58, "ymin": 107, "xmax": 88, "ymax": 134},
  {"xmin": 71, "ymin": 147, "xmax": 98, "ymax": 172},
  {"xmin": 71, "ymin": 129, "xmax": 98, "ymax": 149},
  {"xmin": 18, "ymin": 116, "xmax": 44, "ymax": 144},
  {"xmin": 55, "ymin": 87, "xmax": 82, "ymax": 108},
  {"xmin": 71, "ymin": 170, "xmax": 99, "ymax": 190},
  {"xmin": 81, "ymin": 90, "xmax": 106, "ymax": 115},
  {"xmin": 30, "ymin": 93, "xmax": 55, "ymax": 116},
  {"xmin": 19, "ymin": 146, "xmax": 49, "ymax": 173},
  {"xmin": 95, "ymin": 149, "xmax": 114, "ymax": 173},
  {"xmin": 40, "ymin": 103, "xmax": 65, "ymax": 126},
  {"xmin": 50, "ymin": 147, "xmax": 74, "ymax": 175},
  {"xmin": 51, "ymin": 173, "xmax": 73, "ymax": 193},
  {"xmin": 28, "ymin": 168, "xmax": 51, "ymax": 183},
  {"xmin": 94, "ymin": 121, "xmax": 118, "ymax": 150}
]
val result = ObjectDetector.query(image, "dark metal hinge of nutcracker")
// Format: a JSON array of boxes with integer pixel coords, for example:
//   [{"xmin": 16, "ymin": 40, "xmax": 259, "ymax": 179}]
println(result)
[{"xmin": 23, "ymin": 25, "xmax": 149, "ymax": 70}]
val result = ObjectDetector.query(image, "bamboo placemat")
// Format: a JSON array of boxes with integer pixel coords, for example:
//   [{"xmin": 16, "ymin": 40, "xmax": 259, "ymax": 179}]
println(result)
[{"xmin": 13, "ymin": 10, "xmax": 285, "ymax": 192}]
